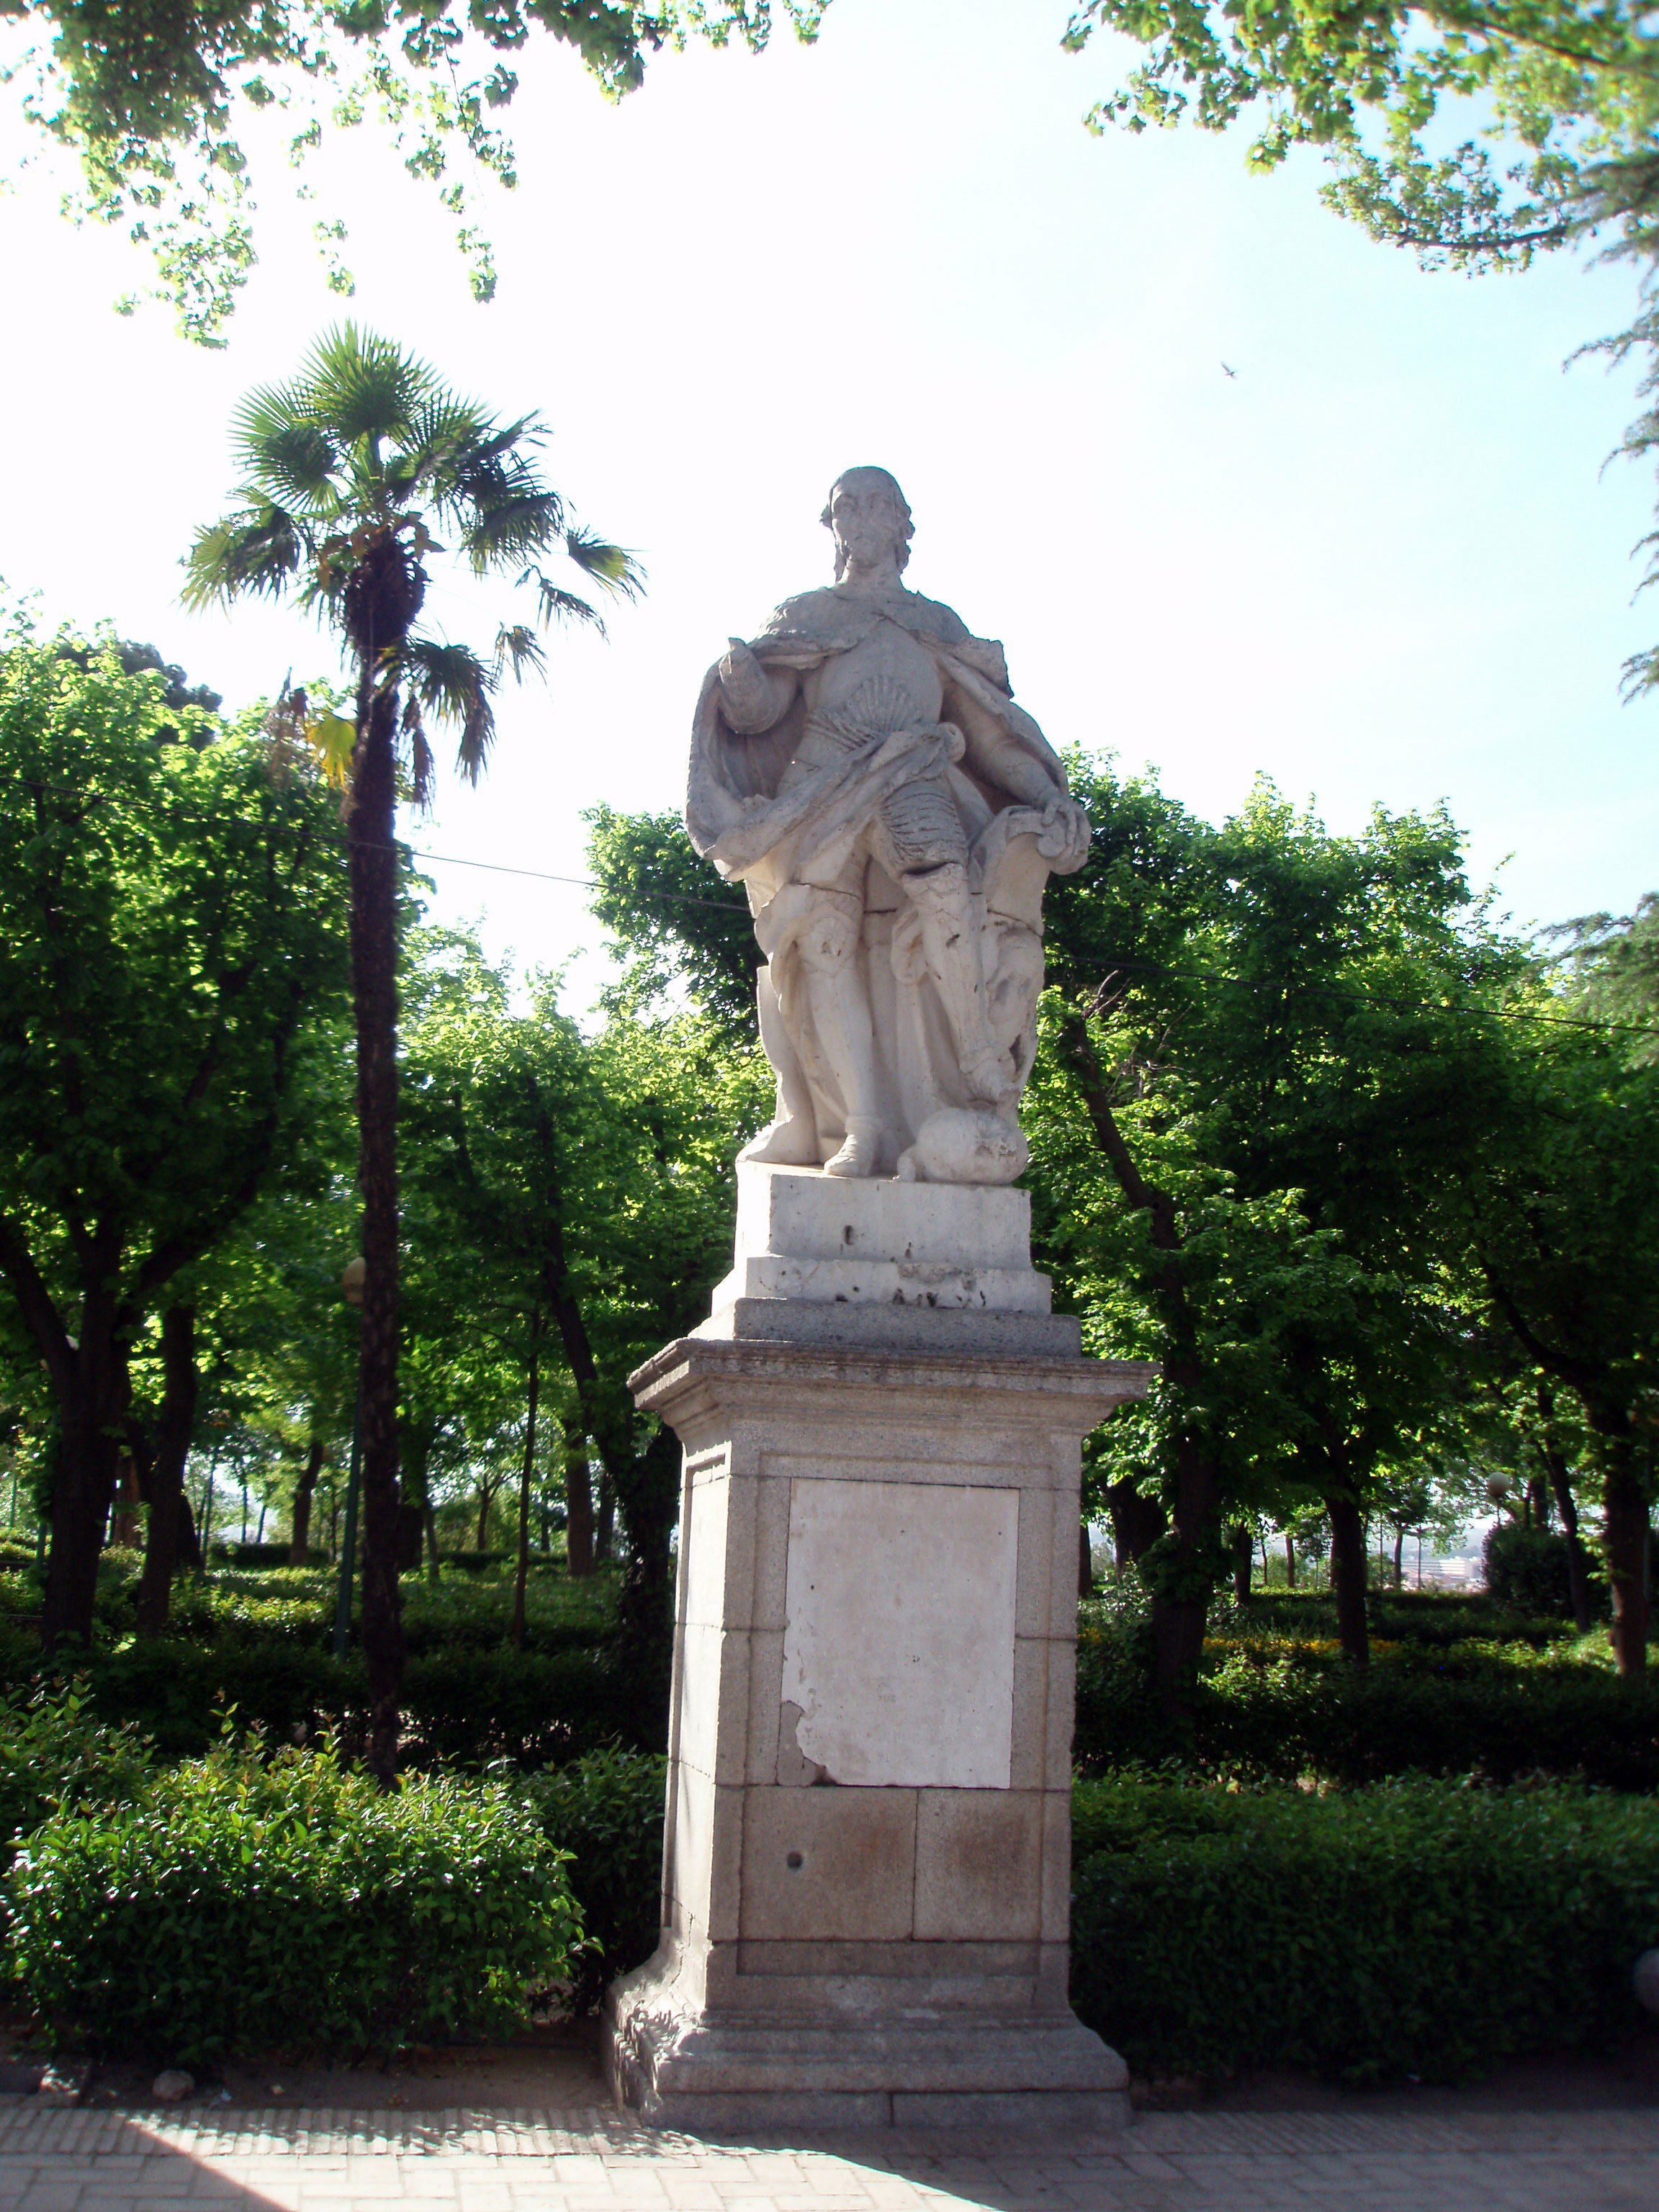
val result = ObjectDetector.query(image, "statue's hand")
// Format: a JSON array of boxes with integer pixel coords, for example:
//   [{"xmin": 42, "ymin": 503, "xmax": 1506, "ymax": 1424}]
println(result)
[
  {"xmin": 1036, "ymin": 794, "xmax": 1092, "ymax": 864},
  {"xmin": 719, "ymin": 637, "xmax": 759, "ymax": 686},
  {"xmin": 718, "ymin": 637, "xmax": 786, "ymax": 734}
]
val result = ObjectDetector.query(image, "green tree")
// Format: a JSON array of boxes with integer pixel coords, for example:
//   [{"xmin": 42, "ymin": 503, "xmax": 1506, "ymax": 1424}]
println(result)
[
  {"xmin": 1062, "ymin": 0, "xmax": 1659, "ymax": 689},
  {"xmin": 185, "ymin": 325, "xmax": 638, "ymax": 1779},
  {"xmin": 1467, "ymin": 1015, "xmax": 1659, "ymax": 1668},
  {"xmin": 1031, "ymin": 762, "xmax": 1520, "ymax": 1682},
  {"xmin": 7, "ymin": 1, "xmax": 823, "ymax": 339},
  {"xmin": 0, "ymin": 624, "xmax": 348, "ymax": 1645},
  {"xmin": 404, "ymin": 925, "xmax": 768, "ymax": 1718}
]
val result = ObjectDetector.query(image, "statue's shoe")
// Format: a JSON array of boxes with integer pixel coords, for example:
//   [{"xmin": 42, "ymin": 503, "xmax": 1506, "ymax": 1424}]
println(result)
[
  {"xmin": 738, "ymin": 1118, "xmax": 820, "ymax": 1167},
  {"xmin": 822, "ymin": 1119, "xmax": 885, "ymax": 1178}
]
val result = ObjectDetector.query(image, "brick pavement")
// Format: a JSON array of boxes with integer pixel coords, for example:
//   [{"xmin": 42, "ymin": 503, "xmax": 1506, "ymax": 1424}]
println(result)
[{"xmin": 0, "ymin": 2104, "xmax": 1655, "ymax": 2212}]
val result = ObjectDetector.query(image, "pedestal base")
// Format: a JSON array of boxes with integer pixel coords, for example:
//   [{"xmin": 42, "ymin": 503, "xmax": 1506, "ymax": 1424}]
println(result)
[
  {"xmin": 603, "ymin": 1169, "xmax": 1153, "ymax": 2133},
  {"xmin": 604, "ymin": 1939, "xmax": 1129, "ymax": 2130}
]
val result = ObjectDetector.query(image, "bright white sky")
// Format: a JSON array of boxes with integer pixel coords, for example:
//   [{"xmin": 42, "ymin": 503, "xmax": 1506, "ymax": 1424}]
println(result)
[{"xmin": 2, "ymin": 0, "xmax": 1655, "ymax": 1003}]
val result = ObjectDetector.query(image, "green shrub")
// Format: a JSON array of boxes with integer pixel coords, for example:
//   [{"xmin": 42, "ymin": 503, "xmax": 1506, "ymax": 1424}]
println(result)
[
  {"xmin": 526, "ymin": 1748, "xmax": 667, "ymax": 2013},
  {"xmin": 1071, "ymin": 1775, "xmax": 1659, "ymax": 2082},
  {"xmin": 1482, "ymin": 1524, "xmax": 1599, "ymax": 1617},
  {"xmin": 0, "ymin": 1682, "xmax": 151, "ymax": 1855},
  {"xmin": 7, "ymin": 1638, "xmax": 657, "ymax": 1764},
  {"xmin": 8, "ymin": 1740, "xmax": 580, "ymax": 2063},
  {"xmin": 1074, "ymin": 1640, "xmax": 1659, "ymax": 1786}
]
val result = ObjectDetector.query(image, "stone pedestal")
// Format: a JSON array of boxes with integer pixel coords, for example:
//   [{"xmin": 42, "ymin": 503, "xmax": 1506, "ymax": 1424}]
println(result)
[{"xmin": 602, "ymin": 1167, "xmax": 1151, "ymax": 2131}]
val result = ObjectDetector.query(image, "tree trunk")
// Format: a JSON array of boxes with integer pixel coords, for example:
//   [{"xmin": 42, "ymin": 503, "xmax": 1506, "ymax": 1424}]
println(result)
[
  {"xmin": 1231, "ymin": 1522, "xmax": 1253, "ymax": 1606},
  {"xmin": 1536, "ymin": 1386, "xmax": 1594, "ymax": 1635},
  {"xmin": 595, "ymin": 1478, "xmax": 615, "ymax": 1560},
  {"xmin": 1326, "ymin": 1488, "xmax": 1370, "ymax": 1666},
  {"xmin": 136, "ymin": 1305, "xmax": 197, "ymax": 1635},
  {"xmin": 1106, "ymin": 1479, "xmax": 1165, "ymax": 1569},
  {"xmin": 1078, "ymin": 1520, "xmax": 1094, "ymax": 1598},
  {"xmin": 1393, "ymin": 1524, "xmax": 1405, "ymax": 1590},
  {"xmin": 1056, "ymin": 1008, "xmax": 1222, "ymax": 1714},
  {"xmin": 349, "ymin": 674, "xmax": 405, "ymax": 1787},
  {"xmin": 1148, "ymin": 1437, "xmax": 1220, "ymax": 1710},
  {"xmin": 42, "ymin": 1306, "xmax": 127, "ymax": 1649},
  {"xmin": 1285, "ymin": 1531, "xmax": 1296, "ymax": 1588},
  {"xmin": 565, "ymin": 1416, "xmax": 595, "ymax": 1578},
  {"xmin": 1601, "ymin": 1435, "xmax": 1650, "ymax": 1675},
  {"xmin": 475, "ymin": 1483, "xmax": 494, "ymax": 1552},
  {"xmin": 512, "ymin": 1313, "xmax": 541, "ymax": 1651},
  {"xmin": 289, "ymin": 1436, "xmax": 323, "ymax": 1565}
]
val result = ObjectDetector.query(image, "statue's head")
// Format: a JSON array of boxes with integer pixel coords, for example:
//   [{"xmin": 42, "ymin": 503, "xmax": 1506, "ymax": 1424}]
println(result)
[{"xmin": 822, "ymin": 467, "xmax": 913, "ymax": 581}]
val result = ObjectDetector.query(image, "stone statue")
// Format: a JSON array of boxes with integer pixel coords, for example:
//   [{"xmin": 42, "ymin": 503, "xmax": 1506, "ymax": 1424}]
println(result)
[{"xmin": 686, "ymin": 467, "xmax": 1090, "ymax": 1183}]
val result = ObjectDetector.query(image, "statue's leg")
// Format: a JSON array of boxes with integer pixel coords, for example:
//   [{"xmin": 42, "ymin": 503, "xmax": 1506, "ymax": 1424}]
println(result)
[
  {"xmin": 738, "ymin": 962, "xmax": 821, "ymax": 1166},
  {"xmin": 879, "ymin": 778, "xmax": 1014, "ymax": 1105},
  {"xmin": 796, "ymin": 885, "xmax": 886, "ymax": 1178}
]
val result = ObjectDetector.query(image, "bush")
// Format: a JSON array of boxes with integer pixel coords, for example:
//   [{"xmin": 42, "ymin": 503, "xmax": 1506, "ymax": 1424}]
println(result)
[
  {"xmin": 526, "ymin": 1748, "xmax": 667, "ymax": 2013},
  {"xmin": 210, "ymin": 1544, "xmax": 320, "ymax": 1568},
  {"xmin": 1483, "ymin": 1524, "xmax": 1596, "ymax": 1616},
  {"xmin": 8, "ymin": 1740, "xmax": 580, "ymax": 2063},
  {"xmin": 6, "ymin": 1638, "xmax": 659, "ymax": 1764},
  {"xmin": 1070, "ymin": 1775, "xmax": 1659, "ymax": 2083},
  {"xmin": 1074, "ymin": 1639, "xmax": 1659, "ymax": 1786},
  {"xmin": 0, "ymin": 1682, "xmax": 151, "ymax": 1856}
]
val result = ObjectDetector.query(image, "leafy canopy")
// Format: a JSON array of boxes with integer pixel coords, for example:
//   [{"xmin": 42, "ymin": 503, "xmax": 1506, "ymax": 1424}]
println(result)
[
  {"xmin": 0, "ymin": 617, "xmax": 349, "ymax": 1364},
  {"xmin": 1, "ymin": 0, "xmax": 825, "ymax": 339}
]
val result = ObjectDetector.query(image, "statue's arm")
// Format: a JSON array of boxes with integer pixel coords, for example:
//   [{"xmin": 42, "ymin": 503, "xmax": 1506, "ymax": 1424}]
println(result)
[
  {"xmin": 959, "ymin": 716, "xmax": 1066, "ymax": 809},
  {"xmin": 718, "ymin": 637, "xmax": 800, "ymax": 735}
]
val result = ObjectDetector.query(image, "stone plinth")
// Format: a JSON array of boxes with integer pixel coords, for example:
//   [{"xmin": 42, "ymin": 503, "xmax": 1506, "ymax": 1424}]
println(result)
[{"xmin": 603, "ymin": 1169, "xmax": 1153, "ymax": 2131}]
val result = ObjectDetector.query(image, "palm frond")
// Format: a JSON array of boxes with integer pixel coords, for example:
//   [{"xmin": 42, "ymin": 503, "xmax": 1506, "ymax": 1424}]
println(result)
[
  {"xmin": 231, "ymin": 386, "xmax": 341, "ymax": 511},
  {"xmin": 494, "ymin": 623, "xmax": 547, "ymax": 684},
  {"xmin": 458, "ymin": 487, "xmax": 570, "ymax": 570},
  {"xmin": 562, "ymin": 526, "xmax": 645, "ymax": 599},
  {"xmin": 403, "ymin": 694, "xmax": 436, "ymax": 813},
  {"xmin": 519, "ymin": 566, "xmax": 606, "ymax": 634},
  {"xmin": 181, "ymin": 504, "xmax": 310, "ymax": 610},
  {"xmin": 399, "ymin": 633, "xmax": 499, "ymax": 785},
  {"xmin": 301, "ymin": 323, "xmax": 436, "ymax": 446}
]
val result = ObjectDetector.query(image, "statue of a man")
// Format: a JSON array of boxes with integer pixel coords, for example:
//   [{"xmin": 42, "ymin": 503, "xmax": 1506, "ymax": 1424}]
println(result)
[{"xmin": 686, "ymin": 467, "xmax": 1090, "ymax": 1182}]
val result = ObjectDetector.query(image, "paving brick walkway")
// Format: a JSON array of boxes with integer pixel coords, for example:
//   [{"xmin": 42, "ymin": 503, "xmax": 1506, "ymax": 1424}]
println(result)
[{"xmin": 1, "ymin": 2105, "xmax": 1656, "ymax": 2212}]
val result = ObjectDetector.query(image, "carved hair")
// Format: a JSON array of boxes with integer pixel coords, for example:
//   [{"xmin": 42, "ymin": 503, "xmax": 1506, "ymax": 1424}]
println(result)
[{"xmin": 822, "ymin": 467, "xmax": 914, "ymax": 580}]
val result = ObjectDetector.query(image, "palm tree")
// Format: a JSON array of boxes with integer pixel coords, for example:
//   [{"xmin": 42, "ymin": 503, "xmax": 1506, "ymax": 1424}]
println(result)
[{"xmin": 184, "ymin": 324, "xmax": 639, "ymax": 1781}]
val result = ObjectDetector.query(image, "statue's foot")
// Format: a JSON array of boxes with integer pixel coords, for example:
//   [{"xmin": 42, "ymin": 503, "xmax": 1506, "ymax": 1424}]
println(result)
[
  {"xmin": 823, "ymin": 1119, "xmax": 884, "ymax": 1178},
  {"xmin": 739, "ymin": 1118, "xmax": 821, "ymax": 1167}
]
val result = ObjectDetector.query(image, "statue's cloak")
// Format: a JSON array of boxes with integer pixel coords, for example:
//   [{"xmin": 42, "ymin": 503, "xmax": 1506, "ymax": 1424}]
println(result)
[{"xmin": 685, "ymin": 585, "xmax": 1071, "ymax": 890}]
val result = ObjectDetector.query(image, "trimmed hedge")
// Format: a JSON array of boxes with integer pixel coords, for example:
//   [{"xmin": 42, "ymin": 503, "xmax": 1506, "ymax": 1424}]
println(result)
[
  {"xmin": 1074, "ymin": 1647, "xmax": 1659, "ymax": 1787},
  {"xmin": 3, "ymin": 1639, "xmax": 657, "ymax": 1764},
  {"xmin": 8, "ymin": 1741, "xmax": 580, "ymax": 2063},
  {"xmin": 528, "ymin": 1748, "xmax": 667, "ymax": 2013},
  {"xmin": 1070, "ymin": 1775, "xmax": 1659, "ymax": 2082}
]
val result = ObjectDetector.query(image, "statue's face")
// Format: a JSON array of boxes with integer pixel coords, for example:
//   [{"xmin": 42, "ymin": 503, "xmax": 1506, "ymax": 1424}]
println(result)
[{"xmin": 828, "ymin": 472, "xmax": 907, "ymax": 572}]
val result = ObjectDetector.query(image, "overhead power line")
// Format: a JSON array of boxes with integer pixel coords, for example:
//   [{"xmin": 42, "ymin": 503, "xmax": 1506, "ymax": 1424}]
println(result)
[{"xmin": 8, "ymin": 773, "xmax": 1658, "ymax": 1040}]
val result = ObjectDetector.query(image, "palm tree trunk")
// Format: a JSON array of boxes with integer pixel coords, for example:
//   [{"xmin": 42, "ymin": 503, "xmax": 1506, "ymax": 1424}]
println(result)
[{"xmin": 349, "ymin": 675, "xmax": 405, "ymax": 1786}]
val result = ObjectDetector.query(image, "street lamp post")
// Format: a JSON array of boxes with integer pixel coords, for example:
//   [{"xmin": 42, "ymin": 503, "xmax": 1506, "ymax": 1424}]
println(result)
[{"xmin": 333, "ymin": 1257, "xmax": 365, "ymax": 1661}]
